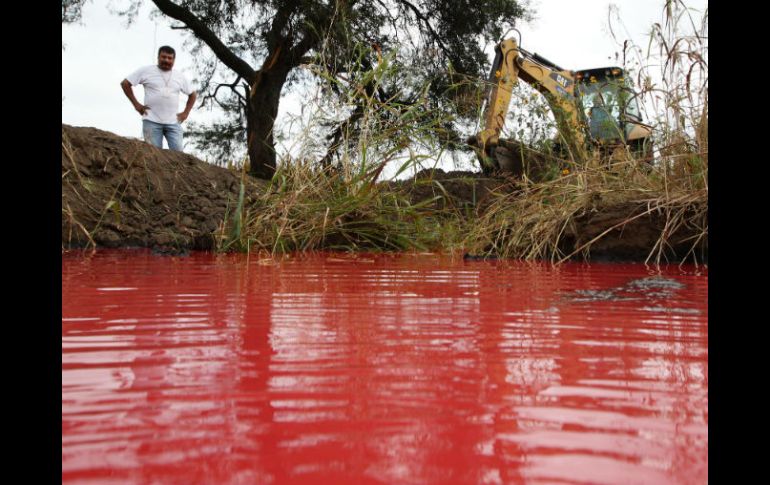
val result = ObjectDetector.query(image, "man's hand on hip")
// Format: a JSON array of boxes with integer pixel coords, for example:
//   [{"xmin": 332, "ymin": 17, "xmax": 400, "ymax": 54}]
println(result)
[
  {"xmin": 134, "ymin": 104, "xmax": 150, "ymax": 115},
  {"xmin": 177, "ymin": 112, "xmax": 190, "ymax": 123}
]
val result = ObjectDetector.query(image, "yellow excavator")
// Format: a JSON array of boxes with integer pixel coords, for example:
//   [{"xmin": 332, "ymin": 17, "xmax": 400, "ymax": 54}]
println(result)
[{"xmin": 468, "ymin": 37, "xmax": 653, "ymax": 176}]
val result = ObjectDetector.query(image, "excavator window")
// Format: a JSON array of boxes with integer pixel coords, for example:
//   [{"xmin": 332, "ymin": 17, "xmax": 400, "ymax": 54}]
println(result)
[
  {"xmin": 578, "ymin": 83, "xmax": 624, "ymax": 141},
  {"xmin": 620, "ymin": 89, "xmax": 643, "ymax": 121},
  {"xmin": 573, "ymin": 70, "xmax": 652, "ymax": 149}
]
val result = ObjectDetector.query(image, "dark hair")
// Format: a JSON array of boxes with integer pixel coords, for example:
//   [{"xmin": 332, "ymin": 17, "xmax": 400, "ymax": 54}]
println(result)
[{"xmin": 158, "ymin": 46, "xmax": 176, "ymax": 57}]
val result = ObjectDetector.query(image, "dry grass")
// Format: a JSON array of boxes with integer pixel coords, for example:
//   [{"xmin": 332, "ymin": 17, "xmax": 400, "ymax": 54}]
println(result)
[{"xmin": 224, "ymin": 161, "xmax": 468, "ymax": 254}]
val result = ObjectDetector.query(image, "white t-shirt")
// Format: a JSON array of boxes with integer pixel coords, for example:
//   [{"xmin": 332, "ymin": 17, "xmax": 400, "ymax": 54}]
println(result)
[{"xmin": 125, "ymin": 65, "xmax": 194, "ymax": 124}]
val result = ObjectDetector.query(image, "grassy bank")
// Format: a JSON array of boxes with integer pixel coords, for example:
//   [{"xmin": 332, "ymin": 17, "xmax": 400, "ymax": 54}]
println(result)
[{"xmin": 220, "ymin": 152, "xmax": 706, "ymax": 264}]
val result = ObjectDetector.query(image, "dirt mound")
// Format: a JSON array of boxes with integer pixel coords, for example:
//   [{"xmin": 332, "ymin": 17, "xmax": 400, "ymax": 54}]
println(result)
[
  {"xmin": 389, "ymin": 168, "xmax": 516, "ymax": 212},
  {"xmin": 62, "ymin": 124, "xmax": 265, "ymax": 251}
]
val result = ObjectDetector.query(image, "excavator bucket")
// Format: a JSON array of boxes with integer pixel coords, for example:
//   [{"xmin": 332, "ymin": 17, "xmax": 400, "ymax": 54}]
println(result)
[
  {"xmin": 468, "ymin": 134, "xmax": 566, "ymax": 180},
  {"xmin": 496, "ymin": 139, "xmax": 566, "ymax": 180}
]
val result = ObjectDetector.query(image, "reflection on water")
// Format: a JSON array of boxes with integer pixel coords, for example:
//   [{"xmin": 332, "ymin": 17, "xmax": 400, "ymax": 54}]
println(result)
[{"xmin": 63, "ymin": 250, "xmax": 707, "ymax": 484}]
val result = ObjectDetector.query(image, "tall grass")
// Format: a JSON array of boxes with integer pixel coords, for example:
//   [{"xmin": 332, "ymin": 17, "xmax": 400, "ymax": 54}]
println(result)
[
  {"xmin": 229, "ymin": 161, "xmax": 469, "ymax": 253},
  {"xmin": 612, "ymin": 0, "xmax": 708, "ymax": 188}
]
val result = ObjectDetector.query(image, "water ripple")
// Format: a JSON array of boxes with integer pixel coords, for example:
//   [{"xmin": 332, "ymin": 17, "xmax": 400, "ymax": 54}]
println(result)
[{"xmin": 63, "ymin": 250, "xmax": 707, "ymax": 484}]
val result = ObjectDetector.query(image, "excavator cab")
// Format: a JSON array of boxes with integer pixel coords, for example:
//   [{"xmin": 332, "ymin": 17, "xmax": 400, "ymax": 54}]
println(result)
[{"xmin": 575, "ymin": 67, "xmax": 651, "ymax": 152}]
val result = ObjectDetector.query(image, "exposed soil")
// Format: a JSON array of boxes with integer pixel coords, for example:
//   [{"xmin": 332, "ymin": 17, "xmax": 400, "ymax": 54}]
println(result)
[
  {"xmin": 61, "ymin": 124, "xmax": 706, "ymax": 262},
  {"xmin": 387, "ymin": 168, "xmax": 515, "ymax": 212},
  {"xmin": 562, "ymin": 198, "xmax": 707, "ymax": 262},
  {"xmin": 62, "ymin": 124, "xmax": 265, "ymax": 251}
]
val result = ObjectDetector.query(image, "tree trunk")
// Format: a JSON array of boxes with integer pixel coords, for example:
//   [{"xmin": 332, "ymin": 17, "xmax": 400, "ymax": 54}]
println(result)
[{"xmin": 246, "ymin": 57, "xmax": 292, "ymax": 180}]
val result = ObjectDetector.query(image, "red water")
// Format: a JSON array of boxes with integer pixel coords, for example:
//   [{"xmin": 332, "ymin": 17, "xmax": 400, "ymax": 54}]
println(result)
[{"xmin": 62, "ymin": 250, "xmax": 707, "ymax": 485}]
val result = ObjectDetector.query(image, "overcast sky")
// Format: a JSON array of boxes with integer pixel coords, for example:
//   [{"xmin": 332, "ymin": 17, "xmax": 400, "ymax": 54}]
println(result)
[{"xmin": 62, "ymin": 0, "xmax": 707, "ymax": 165}]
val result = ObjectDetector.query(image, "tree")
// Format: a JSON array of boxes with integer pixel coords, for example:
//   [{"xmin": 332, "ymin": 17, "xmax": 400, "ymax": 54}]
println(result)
[{"xmin": 65, "ymin": 0, "xmax": 532, "ymax": 179}]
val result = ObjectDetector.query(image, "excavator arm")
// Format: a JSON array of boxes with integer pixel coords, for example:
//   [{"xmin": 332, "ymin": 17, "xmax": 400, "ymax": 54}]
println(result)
[{"xmin": 470, "ymin": 39, "xmax": 588, "ymax": 173}]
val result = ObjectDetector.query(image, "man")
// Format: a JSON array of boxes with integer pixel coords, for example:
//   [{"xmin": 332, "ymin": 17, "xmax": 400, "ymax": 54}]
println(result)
[{"xmin": 121, "ymin": 46, "xmax": 197, "ymax": 151}]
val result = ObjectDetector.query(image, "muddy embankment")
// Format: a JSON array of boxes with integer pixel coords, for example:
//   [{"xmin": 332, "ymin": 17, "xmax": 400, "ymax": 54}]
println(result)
[
  {"xmin": 62, "ymin": 124, "xmax": 265, "ymax": 251},
  {"xmin": 61, "ymin": 124, "xmax": 706, "ymax": 262}
]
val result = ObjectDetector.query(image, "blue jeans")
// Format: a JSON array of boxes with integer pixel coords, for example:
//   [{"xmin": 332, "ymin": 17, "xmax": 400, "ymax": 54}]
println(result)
[{"xmin": 142, "ymin": 120, "xmax": 183, "ymax": 151}]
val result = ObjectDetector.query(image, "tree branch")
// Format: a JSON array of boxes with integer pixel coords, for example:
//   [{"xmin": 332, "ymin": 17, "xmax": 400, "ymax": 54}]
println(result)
[
  {"xmin": 290, "ymin": 30, "xmax": 318, "ymax": 63},
  {"xmin": 150, "ymin": 0, "xmax": 256, "ymax": 83},
  {"xmin": 394, "ymin": 0, "xmax": 452, "ymax": 58},
  {"xmin": 200, "ymin": 75, "xmax": 247, "ymax": 110},
  {"xmin": 374, "ymin": 0, "xmax": 401, "ymax": 37},
  {"xmin": 265, "ymin": 2, "xmax": 296, "ymax": 53}
]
